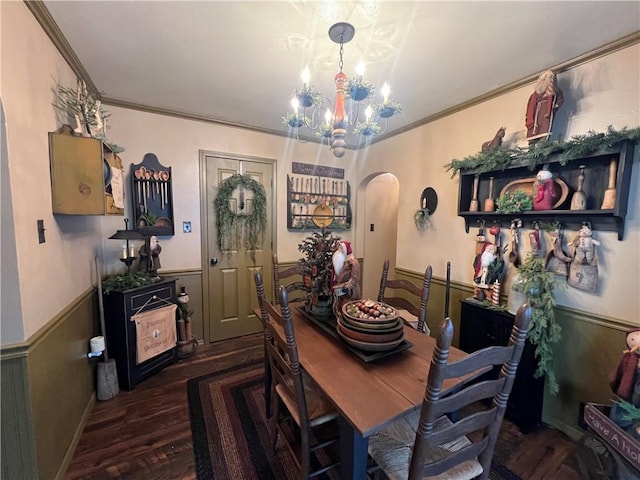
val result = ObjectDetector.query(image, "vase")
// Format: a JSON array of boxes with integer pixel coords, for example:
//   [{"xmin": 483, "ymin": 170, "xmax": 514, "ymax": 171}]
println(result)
[
  {"xmin": 483, "ymin": 177, "xmax": 495, "ymax": 212},
  {"xmin": 507, "ymin": 269, "xmax": 527, "ymax": 315},
  {"xmin": 469, "ymin": 175, "xmax": 480, "ymax": 212},
  {"xmin": 570, "ymin": 165, "xmax": 587, "ymax": 210},
  {"xmin": 601, "ymin": 158, "xmax": 618, "ymax": 209}
]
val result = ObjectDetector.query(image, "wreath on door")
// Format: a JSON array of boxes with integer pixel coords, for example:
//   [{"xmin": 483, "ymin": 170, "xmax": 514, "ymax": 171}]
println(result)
[{"xmin": 214, "ymin": 174, "xmax": 267, "ymax": 255}]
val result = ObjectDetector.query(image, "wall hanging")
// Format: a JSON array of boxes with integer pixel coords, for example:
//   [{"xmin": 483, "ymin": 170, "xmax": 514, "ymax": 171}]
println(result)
[{"xmin": 131, "ymin": 153, "xmax": 174, "ymax": 236}]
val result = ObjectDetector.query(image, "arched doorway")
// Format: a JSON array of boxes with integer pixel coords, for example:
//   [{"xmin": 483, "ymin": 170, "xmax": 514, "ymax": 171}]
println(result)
[{"xmin": 360, "ymin": 173, "xmax": 400, "ymax": 299}]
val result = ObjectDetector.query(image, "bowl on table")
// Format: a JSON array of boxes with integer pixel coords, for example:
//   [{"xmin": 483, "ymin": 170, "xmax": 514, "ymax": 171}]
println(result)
[
  {"xmin": 342, "ymin": 299, "xmax": 399, "ymax": 324},
  {"xmin": 336, "ymin": 327, "xmax": 405, "ymax": 352},
  {"xmin": 337, "ymin": 319, "xmax": 404, "ymax": 344}
]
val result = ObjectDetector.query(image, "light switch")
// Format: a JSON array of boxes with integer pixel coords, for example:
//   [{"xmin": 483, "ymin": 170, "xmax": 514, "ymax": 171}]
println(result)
[
  {"xmin": 370, "ymin": 223, "xmax": 375, "ymax": 232},
  {"xmin": 37, "ymin": 219, "xmax": 46, "ymax": 243}
]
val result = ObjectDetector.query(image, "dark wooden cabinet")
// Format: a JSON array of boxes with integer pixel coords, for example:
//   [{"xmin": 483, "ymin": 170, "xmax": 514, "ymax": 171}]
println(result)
[
  {"xmin": 457, "ymin": 141, "xmax": 635, "ymax": 240},
  {"xmin": 103, "ymin": 277, "xmax": 177, "ymax": 390},
  {"xmin": 459, "ymin": 299, "xmax": 543, "ymax": 433}
]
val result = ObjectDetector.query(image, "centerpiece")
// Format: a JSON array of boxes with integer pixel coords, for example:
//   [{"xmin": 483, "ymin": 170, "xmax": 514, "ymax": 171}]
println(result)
[{"xmin": 298, "ymin": 230, "xmax": 341, "ymax": 317}]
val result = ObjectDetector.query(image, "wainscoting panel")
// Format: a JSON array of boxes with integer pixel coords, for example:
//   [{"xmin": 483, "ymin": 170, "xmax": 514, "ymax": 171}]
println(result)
[
  {"xmin": 1, "ymin": 352, "xmax": 38, "ymax": 479},
  {"xmin": 0, "ymin": 287, "xmax": 99, "ymax": 480}
]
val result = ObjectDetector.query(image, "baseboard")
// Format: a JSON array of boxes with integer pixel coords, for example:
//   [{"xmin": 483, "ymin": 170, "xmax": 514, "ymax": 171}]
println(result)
[{"xmin": 55, "ymin": 393, "xmax": 96, "ymax": 480}]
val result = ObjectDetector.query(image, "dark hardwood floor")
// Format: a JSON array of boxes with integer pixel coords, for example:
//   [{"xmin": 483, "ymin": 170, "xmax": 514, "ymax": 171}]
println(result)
[{"xmin": 65, "ymin": 333, "xmax": 586, "ymax": 480}]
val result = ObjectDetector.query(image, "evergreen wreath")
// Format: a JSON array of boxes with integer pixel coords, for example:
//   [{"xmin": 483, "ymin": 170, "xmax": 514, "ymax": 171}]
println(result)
[{"xmin": 214, "ymin": 174, "xmax": 267, "ymax": 257}]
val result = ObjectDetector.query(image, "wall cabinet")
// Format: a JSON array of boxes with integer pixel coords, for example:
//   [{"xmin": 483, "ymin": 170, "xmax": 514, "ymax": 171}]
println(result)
[
  {"xmin": 102, "ymin": 277, "xmax": 177, "ymax": 390},
  {"xmin": 49, "ymin": 127, "xmax": 125, "ymax": 215},
  {"xmin": 459, "ymin": 299, "xmax": 543, "ymax": 433},
  {"xmin": 286, "ymin": 174, "xmax": 352, "ymax": 230},
  {"xmin": 457, "ymin": 141, "xmax": 635, "ymax": 240}
]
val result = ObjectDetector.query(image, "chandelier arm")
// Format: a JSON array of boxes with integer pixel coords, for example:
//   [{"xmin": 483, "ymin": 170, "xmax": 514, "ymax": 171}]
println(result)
[{"xmin": 376, "ymin": 116, "xmax": 389, "ymax": 135}]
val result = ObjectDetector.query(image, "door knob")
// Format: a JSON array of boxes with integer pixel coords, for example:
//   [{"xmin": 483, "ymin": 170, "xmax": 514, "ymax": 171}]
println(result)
[{"xmin": 210, "ymin": 257, "xmax": 218, "ymax": 266}]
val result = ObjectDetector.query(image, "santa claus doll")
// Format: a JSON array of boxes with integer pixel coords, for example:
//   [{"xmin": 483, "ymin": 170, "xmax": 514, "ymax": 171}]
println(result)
[
  {"xmin": 609, "ymin": 327, "xmax": 640, "ymax": 436},
  {"xmin": 331, "ymin": 241, "xmax": 362, "ymax": 317},
  {"xmin": 472, "ymin": 241, "xmax": 505, "ymax": 300}
]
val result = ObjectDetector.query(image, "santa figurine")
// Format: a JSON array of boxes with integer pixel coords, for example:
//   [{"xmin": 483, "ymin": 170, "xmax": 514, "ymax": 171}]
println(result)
[
  {"xmin": 137, "ymin": 235, "xmax": 162, "ymax": 278},
  {"xmin": 473, "ymin": 242, "xmax": 505, "ymax": 300},
  {"xmin": 609, "ymin": 328, "xmax": 640, "ymax": 436},
  {"xmin": 331, "ymin": 240, "xmax": 362, "ymax": 317},
  {"xmin": 533, "ymin": 167, "xmax": 557, "ymax": 211}
]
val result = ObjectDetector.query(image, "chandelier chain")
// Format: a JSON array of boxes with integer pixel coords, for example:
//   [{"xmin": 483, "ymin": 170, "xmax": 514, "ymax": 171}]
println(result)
[{"xmin": 339, "ymin": 40, "xmax": 344, "ymax": 73}]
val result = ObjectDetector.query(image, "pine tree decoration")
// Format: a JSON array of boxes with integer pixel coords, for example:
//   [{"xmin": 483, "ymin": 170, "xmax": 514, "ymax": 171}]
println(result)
[{"xmin": 298, "ymin": 230, "xmax": 341, "ymax": 304}]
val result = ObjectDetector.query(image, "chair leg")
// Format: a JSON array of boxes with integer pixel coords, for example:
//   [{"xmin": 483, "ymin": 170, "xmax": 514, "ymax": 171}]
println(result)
[
  {"xmin": 269, "ymin": 390, "xmax": 280, "ymax": 456},
  {"xmin": 263, "ymin": 343, "xmax": 272, "ymax": 418}
]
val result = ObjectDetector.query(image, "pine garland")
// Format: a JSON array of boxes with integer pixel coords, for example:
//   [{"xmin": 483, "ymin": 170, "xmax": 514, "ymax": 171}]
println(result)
[
  {"xmin": 517, "ymin": 255, "xmax": 563, "ymax": 395},
  {"xmin": 214, "ymin": 174, "xmax": 267, "ymax": 258},
  {"xmin": 444, "ymin": 126, "xmax": 640, "ymax": 178}
]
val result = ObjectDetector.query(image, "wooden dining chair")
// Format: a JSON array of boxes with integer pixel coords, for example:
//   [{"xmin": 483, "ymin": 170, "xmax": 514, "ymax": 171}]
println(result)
[
  {"xmin": 272, "ymin": 253, "xmax": 308, "ymax": 305},
  {"xmin": 368, "ymin": 303, "xmax": 532, "ymax": 480},
  {"xmin": 378, "ymin": 259, "xmax": 433, "ymax": 334},
  {"xmin": 255, "ymin": 271, "xmax": 274, "ymax": 419},
  {"xmin": 254, "ymin": 271, "xmax": 341, "ymax": 479}
]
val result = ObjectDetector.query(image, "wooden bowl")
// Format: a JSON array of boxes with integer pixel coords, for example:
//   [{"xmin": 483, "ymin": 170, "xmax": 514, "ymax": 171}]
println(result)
[
  {"xmin": 336, "ymin": 327, "xmax": 405, "ymax": 352},
  {"xmin": 340, "ymin": 315, "xmax": 402, "ymax": 331},
  {"xmin": 337, "ymin": 320, "xmax": 404, "ymax": 343},
  {"xmin": 342, "ymin": 299, "xmax": 399, "ymax": 324}
]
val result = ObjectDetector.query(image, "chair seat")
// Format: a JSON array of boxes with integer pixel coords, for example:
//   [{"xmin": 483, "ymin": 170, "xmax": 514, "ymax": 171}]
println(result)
[
  {"xmin": 275, "ymin": 372, "xmax": 338, "ymax": 428},
  {"xmin": 397, "ymin": 309, "xmax": 430, "ymax": 335},
  {"xmin": 368, "ymin": 413, "xmax": 483, "ymax": 480}
]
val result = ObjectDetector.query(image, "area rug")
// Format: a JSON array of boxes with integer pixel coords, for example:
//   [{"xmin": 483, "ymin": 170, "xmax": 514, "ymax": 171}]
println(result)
[{"xmin": 187, "ymin": 359, "xmax": 522, "ymax": 480}]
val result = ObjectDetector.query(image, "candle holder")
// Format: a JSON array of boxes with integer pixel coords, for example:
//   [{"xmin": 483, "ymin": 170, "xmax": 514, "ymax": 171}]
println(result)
[{"xmin": 109, "ymin": 219, "xmax": 147, "ymax": 273}]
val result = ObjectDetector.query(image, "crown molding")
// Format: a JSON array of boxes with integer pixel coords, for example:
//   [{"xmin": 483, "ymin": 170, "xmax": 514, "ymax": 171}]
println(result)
[
  {"xmin": 26, "ymin": 2, "xmax": 639, "ymax": 148},
  {"xmin": 24, "ymin": 0, "xmax": 99, "ymax": 96}
]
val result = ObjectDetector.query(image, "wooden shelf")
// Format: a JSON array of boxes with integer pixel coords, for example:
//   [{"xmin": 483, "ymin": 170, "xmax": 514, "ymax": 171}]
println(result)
[
  {"xmin": 287, "ymin": 174, "xmax": 352, "ymax": 231},
  {"xmin": 457, "ymin": 141, "xmax": 635, "ymax": 240}
]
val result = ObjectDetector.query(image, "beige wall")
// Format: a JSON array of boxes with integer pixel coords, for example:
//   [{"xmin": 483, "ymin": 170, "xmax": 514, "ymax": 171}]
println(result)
[
  {"xmin": 357, "ymin": 44, "xmax": 640, "ymax": 325},
  {"xmin": 102, "ymin": 107, "xmax": 358, "ymax": 274},
  {"xmin": 1, "ymin": 1, "xmax": 103, "ymax": 342}
]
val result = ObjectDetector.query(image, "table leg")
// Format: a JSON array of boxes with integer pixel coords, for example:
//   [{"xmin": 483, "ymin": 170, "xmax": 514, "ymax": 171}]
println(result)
[{"xmin": 339, "ymin": 417, "xmax": 369, "ymax": 480}]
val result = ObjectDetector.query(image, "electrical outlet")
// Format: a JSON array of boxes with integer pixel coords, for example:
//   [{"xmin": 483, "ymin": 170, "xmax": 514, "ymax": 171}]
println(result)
[{"xmin": 183, "ymin": 221, "xmax": 192, "ymax": 233}]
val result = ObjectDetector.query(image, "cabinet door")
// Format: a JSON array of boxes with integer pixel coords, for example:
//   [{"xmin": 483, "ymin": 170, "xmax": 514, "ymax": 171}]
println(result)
[
  {"xmin": 49, "ymin": 131, "xmax": 124, "ymax": 215},
  {"xmin": 50, "ymin": 133, "xmax": 105, "ymax": 214}
]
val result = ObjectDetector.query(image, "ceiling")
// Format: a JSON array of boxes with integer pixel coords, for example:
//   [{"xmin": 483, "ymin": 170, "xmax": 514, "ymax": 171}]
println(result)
[{"xmin": 40, "ymin": 1, "xmax": 639, "ymax": 149}]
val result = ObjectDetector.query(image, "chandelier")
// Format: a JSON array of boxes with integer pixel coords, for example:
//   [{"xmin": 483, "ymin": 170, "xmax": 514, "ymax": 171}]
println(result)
[{"xmin": 283, "ymin": 22, "xmax": 401, "ymax": 158}]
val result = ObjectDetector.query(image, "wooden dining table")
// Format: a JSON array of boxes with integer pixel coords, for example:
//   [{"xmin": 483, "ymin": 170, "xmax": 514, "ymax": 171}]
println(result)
[{"xmin": 255, "ymin": 303, "xmax": 480, "ymax": 480}]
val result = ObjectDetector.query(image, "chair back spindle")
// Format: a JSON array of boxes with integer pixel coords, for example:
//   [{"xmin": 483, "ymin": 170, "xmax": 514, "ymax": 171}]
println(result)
[{"xmin": 378, "ymin": 259, "xmax": 433, "ymax": 334}]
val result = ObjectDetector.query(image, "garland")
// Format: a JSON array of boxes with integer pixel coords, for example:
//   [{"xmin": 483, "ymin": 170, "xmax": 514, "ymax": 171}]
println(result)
[
  {"xmin": 444, "ymin": 126, "xmax": 640, "ymax": 178},
  {"xmin": 214, "ymin": 174, "xmax": 267, "ymax": 257},
  {"xmin": 516, "ymin": 255, "xmax": 563, "ymax": 395}
]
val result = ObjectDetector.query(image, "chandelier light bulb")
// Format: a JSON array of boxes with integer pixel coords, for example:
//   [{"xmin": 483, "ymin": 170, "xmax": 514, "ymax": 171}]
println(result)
[
  {"xmin": 365, "ymin": 105, "xmax": 372, "ymax": 123},
  {"xmin": 381, "ymin": 82, "xmax": 390, "ymax": 104},
  {"xmin": 356, "ymin": 61, "xmax": 365, "ymax": 81},
  {"xmin": 291, "ymin": 97, "xmax": 300, "ymax": 112},
  {"xmin": 301, "ymin": 66, "xmax": 311, "ymax": 88},
  {"xmin": 324, "ymin": 108, "xmax": 332, "ymax": 125}
]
